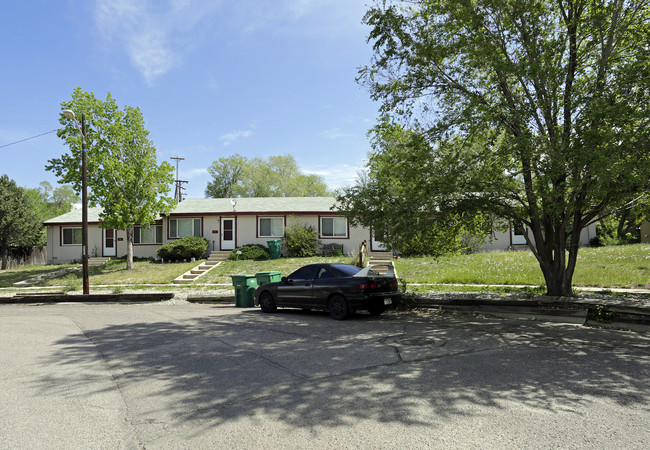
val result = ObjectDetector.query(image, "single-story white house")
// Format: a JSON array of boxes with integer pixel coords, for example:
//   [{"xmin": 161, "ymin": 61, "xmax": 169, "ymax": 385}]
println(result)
[
  {"xmin": 42, "ymin": 196, "xmax": 597, "ymax": 264},
  {"xmin": 43, "ymin": 197, "xmax": 383, "ymax": 264}
]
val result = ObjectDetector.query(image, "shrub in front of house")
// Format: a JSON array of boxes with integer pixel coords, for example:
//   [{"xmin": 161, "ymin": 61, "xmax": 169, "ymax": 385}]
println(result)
[
  {"xmin": 157, "ymin": 236, "xmax": 209, "ymax": 261},
  {"xmin": 227, "ymin": 244, "xmax": 270, "ymax": 261},
  {"xmin": 283, "ymin": 217, "xmax": 321, "ymax": 257}
]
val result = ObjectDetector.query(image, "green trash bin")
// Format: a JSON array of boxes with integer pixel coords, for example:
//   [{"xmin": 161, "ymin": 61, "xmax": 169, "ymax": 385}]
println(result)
[
  {"xmin": 231, "ymin": 274, "xmax": 258, "ymax": 307},
  {"xmin": 255, "ymin": 270, "xmax": 282, "ymax": 286},
  {"xmin": 267, "ymin": 239, "xmax": 282, "ymax": 259}
]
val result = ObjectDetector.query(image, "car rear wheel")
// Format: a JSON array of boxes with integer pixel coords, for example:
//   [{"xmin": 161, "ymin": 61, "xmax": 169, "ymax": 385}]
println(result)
[
  {"xmin": 259, "ymin": 291, "xmax": 277, "ymax": 313},
  {"xmin": 328, "ymin": 295, "xmax": 350, "ymax": 320}
]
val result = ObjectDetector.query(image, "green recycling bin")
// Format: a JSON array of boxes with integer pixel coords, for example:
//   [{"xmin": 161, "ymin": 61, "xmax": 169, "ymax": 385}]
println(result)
[
  {"xmin": 255, "ymin": 270, "xmax": 282, "ymax": 286},
  {"xmin": 267, "ymin": 239, "xmax": 282, "ymax": 259},
  {"xmin": 231, "ymin": 274, "xmax": 258, "ymax": 307}
]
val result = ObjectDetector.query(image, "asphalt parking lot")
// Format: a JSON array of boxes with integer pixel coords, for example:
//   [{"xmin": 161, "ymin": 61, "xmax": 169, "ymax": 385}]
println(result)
[{"xmin": 1, "ymin": 302, "xmax": 648, "ymax": 449}]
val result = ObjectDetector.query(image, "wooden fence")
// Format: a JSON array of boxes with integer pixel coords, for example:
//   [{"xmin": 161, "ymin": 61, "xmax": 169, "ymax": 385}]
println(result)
[{"xmin": 2, "ymin": 246, "xmax": 47, "ymax": 269}]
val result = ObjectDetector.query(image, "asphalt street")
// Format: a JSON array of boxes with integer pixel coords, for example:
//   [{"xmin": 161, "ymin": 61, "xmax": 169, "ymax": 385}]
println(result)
[{"xmin": 1, "ymin": 302, "xmax": 648, "ymax": 449}]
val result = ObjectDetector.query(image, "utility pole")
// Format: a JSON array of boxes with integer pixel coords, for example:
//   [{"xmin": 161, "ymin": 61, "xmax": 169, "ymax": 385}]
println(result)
[{"xmin": 170, "ymin": 157, "xmax": 185, "ymax": 203}]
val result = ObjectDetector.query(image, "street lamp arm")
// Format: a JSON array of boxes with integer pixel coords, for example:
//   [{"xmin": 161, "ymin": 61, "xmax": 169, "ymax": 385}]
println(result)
[{"xmin": 62, "ymin": 109, "xmax": 87, "ymax": 146}]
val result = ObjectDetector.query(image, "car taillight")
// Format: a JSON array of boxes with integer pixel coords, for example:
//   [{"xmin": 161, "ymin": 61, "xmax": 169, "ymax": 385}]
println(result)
[
  {"xmin": 391, "ymin": 281, "xmax": 398, "ymax": 289},
  {"xmin": 360, "ymin": 282, "xmax": 379, "ymax": 290}
]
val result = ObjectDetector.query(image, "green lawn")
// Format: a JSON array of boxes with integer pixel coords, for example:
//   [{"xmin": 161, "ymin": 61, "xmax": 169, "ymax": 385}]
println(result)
[
  {"xmin": 2, "ymin": 244, "xmax": 648, "ymax": 290},
  {"xmin": 34, "ymin": 259, "xmax": 202, "ymax": 287},
  {"xmin": 394, "ymin": 244, "xmax": 650, "ymax": 288},
  {"xmin": 0, "ymin": 264, "xmax": 76, "ymax": 288}
]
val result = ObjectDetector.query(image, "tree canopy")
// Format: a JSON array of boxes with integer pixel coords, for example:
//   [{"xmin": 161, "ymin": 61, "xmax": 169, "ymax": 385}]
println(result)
[
  {"xmin": 24, "ymin": 181, "xmax": 79, "ymax": 245},
  {"xmin": 205, "ymin": 154, "xmax": 330, "ymax": 198},
  {"xmin": 337, "ymin": 120, "xmax": 497, "ymax": 256},
  {"xmin": 48, "ymin": 87, "xmax": 175, "ymax": 269},
  {"xmin": 0, "ymin": 175, "xmax": 43, "ymax": 269},
  {"xmin": 344, "ymin": 0, "xmax": 650, "ymax": 295}
]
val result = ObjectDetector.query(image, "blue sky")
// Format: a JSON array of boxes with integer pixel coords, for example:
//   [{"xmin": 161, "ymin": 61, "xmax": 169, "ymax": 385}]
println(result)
[{"xmin": 0, "ymin": 0, "xmax": 379, "ymax": 198}]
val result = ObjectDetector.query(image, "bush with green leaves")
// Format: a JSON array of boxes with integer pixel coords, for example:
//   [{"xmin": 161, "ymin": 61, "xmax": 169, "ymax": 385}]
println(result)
[
  {"xmin": 227, "ymin": 244, "xmax": 270, "ymax": 261},
  {"xmin": 593, "ymin": 216, "xmax": 638, "ymax": 247},
  {"xmin": 157, "ymin": 236, "xmax": 209, "ymax": 261},
  {"xmin": 283, "ymin": 217, "xmax": 321, "ymax": 257}
]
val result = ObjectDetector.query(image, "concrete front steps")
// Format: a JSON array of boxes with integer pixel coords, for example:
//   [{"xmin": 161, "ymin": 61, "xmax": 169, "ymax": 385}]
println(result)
[
  {"xmin": 367, "ymin": 251, "xmax": 397, "ymax": 276},
  {"xmin": 173, "ymin": 251, "xmax": 231, "ymax": 284}
]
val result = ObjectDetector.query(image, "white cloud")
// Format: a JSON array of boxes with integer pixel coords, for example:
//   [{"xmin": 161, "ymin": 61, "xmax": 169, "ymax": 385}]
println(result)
[
  {"xmin": 220, "ymin": 130, "xmax": 253, "ymax": 146},
  {"xmin": 303, "ymin": 163, "xmax": 364, "ymax": 190},
  {"xmin": 319, "ymin": 128, "xmax": 353, "ymax": 140},
  {"xmin": 92, "ymin": 0, "xmax": 365, "ymax": 83},
  {"xmin": 93, "ymin": 0, "xmax": 220, "ymax": 84},
  {"xmin": 235, "ymin": 0, "xmax": 367, "ymax": 37},
  {"xmin": 184, "ymin": 167, "xmax": 208, "ymax": 178}
]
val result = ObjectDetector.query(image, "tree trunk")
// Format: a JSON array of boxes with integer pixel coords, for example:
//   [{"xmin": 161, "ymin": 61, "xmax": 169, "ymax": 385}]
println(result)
[
  {"xmin": 0, "ymin": 242, "xmax": 8, "ymax": 270},
  {"xmin": 126, "ymin": 226, "xmax": 134, "ymax": 270},
  {"xmin": 530, "ymin": 224, "xmax": 578, "ymax": 297},
  {"xmin": 540, "ymin": 264, "xmax": 574, "ymax": 296}
]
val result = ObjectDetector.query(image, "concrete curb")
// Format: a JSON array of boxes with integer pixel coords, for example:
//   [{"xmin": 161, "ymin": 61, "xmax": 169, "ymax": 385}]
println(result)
[
  {"xmin": 414, "ymin": 295, "xmax": 650, "ymax": 332},
  {"xmin": 2, "ymin": 289, "xmax": 648, "ymax": 332},
  {"xmin": 1, "ymin": 292, "xmax": 174, "ymax": 304}
]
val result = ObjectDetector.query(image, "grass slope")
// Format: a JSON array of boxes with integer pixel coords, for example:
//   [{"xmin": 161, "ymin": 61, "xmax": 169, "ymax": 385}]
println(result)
[{"xmin": 1, "ymin": 244, "xmax": 648, "ymax": 290}]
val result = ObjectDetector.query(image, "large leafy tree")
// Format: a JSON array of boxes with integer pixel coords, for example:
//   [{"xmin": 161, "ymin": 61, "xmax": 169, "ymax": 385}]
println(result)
[
  {"xmin": 352, "ymin": 0, "xmax": 650, "ymax": 295},
  {"xmin": 337, "ymin": 119, "xmax": 498, "ymax": 256},
  {"xmin": 205, "ymin": 154, "xmax": 330, "ymax": 198},
  {"xmin": 205, "ymin": 154, "xmax": 247, "ymax": 198},
  {"xmin": 48, "ymin": 87, "xmax": 175, "ymax": 270},
  {"xmin": 0, "ymin": 175, "xmax": 43, "ymax": 269},
  {"xmin": 24, "ymin": 181, "xmax": 80, "ymax": 245}
]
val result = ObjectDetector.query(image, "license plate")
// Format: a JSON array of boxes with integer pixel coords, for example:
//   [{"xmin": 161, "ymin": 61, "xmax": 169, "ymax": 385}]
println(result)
[{"xmin": 384, "ymin": 299, "xmax": 392, "ymax": 305}]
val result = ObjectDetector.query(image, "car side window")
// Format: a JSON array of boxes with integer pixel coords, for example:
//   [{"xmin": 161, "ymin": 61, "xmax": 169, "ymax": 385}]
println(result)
[
  {"xmin": 289, "ymin": 266, "xmax": 317, "ymax": 281},
  {"xmin": 317, "ymin": 268, "xmax": 333, "ymax": 279}
]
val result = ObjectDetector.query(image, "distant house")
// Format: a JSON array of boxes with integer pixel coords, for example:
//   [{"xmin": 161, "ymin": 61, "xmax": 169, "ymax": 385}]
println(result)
[
  {"xmin": 43, "ymin": 196, "xmax": 598, "ymax": 264},
  {"xmin": 480, "ymin": 222, "xmax": 596, "ymax": 252}
]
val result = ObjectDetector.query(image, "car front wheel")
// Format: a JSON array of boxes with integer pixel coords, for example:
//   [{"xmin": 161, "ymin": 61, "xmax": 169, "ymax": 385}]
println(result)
[
  {"xmin": 328, "ymin": 295, "xmax": 350, "ymax": 320},
  {"xmin": 259, "ymin": 291, "xmax": 277, "ymax": 313}
]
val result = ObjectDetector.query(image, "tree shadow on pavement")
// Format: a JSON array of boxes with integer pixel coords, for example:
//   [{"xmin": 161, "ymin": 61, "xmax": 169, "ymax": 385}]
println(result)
[{"xmin": 35, "ymin": 307, "xmax": 650, "ymax": 441}]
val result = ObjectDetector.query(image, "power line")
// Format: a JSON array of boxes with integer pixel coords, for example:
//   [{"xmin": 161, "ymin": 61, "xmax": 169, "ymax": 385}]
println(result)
[{"xmin": 0, "ymin": 129, "xmax": 58, "ymax": 149}]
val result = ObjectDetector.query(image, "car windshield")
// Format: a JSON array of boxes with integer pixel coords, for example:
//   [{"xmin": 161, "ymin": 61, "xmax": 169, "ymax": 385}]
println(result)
[{"xmin": 330, "ymin": 264, "xmax": 361, "ymax": 276}]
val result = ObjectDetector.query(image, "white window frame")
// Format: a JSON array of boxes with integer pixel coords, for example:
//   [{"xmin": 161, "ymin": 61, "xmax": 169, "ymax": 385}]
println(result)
[
  {"xmin": 169, "ymin": 218, "xmax": 202, "ymax": 239},
  {"xmin": 134, "ymin": 224, "xmax": 163, "ymax": 244},
  {"xmin": 320, "ymin": 217, "xmax": 348, "ymax": 238},
  {"xmin": 62, "ymin": 227, "xmax": 82, "ymax": 245},
  {"xmin": 258, "ymin": 217, "xmax": 285, "ymax": 238}
]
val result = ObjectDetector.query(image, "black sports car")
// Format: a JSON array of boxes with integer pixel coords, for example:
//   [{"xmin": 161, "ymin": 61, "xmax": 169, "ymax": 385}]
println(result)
[{"xmin": 253, "ymin": 263, "xmax": 401, "ymax": 320}]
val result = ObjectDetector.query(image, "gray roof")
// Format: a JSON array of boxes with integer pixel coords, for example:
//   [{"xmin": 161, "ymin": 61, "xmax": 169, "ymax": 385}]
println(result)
[
  {"xmin": 43, "ymin": 197, "xmax": 341, "ymax": 224},
  {"xmin": 43, "ymin": 207, "xmax": 104, "ymax": 224},
  {"xmin": 172, "ymin": 197, "xmax": 339, "ymax": 214}
]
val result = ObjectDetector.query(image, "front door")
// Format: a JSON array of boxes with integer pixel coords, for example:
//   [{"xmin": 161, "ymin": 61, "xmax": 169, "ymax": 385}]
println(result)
[
  {"xmin": 103, "ymin": 229, "xmax": 116, "ymax": 257},
  {"xmin": 371, "ymin": 229, "xmax": 387, "ymax": 251},
  {"xmin": 221, "ymin": 218, "xmax": 235, "ymax": 250}
]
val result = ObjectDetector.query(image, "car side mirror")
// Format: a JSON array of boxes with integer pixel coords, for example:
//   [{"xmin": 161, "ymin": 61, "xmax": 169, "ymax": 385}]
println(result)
[{"xmin": 281, "ymin": 277, "xmax": 290, "ymax": 284}]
